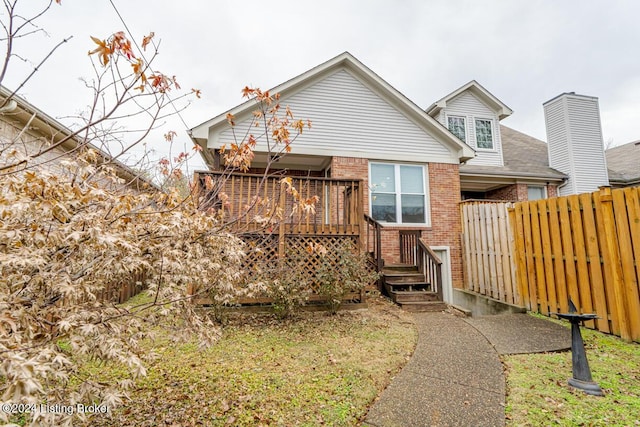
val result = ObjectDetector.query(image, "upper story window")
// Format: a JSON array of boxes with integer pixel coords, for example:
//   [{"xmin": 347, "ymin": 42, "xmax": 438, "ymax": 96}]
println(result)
[
  {"xmin": 447, "ymin": 116, "xmax": 466, "ymax": 142},
  {"xmin": 475, "ymin": 119, "xmax": 494, "ymax": 149},
  {"xmin": 370, "ymin": 163, "xmax": 429, "ymax": 224}
]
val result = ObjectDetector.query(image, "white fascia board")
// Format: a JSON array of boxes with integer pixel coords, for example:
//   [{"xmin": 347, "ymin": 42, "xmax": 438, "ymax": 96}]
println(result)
[
  {"xmin": 429, "ymin": 80, "xmax": 513, "ymax": 120},
  {"xmin": 280, "ymin": 146, "xmax": 460, "ymax": 165}
]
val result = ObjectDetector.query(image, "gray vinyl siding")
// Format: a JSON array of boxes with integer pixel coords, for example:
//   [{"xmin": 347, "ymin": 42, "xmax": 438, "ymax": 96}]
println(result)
[
  {"xmin": 443, "ymin": 92, "xmax": 503, "ymax": 166},
  {"xmin": 544, "ymin": 94, "xmax": 609, "ymax": 196},
  {"xmin": 213, "ymin": 70, "xmax": 457, "ymax": 164}
]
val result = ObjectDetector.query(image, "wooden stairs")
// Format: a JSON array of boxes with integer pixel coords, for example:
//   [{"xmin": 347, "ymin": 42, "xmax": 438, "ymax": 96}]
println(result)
[{"xmin": 383, "ymin": 264, "xmax": 447, "ymax": 312}]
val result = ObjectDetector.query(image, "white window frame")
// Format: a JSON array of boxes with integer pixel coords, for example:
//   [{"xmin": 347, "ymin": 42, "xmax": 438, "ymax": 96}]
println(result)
[
  {"xmin": 446, "ymin": 115, "xmax": 467, "ymax": 143},
  {"xmin": 368, "ymin": 162, "xmax": 431, "ymax": 226},
  {"xmin": 474, "ymin": 118, "xmax": 496, "ymax": 151}
]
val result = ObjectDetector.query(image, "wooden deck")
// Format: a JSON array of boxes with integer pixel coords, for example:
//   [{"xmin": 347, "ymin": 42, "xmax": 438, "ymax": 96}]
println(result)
[{"xmin": 193, "ymin": 171, "xmax": 369, "ymax": 306}]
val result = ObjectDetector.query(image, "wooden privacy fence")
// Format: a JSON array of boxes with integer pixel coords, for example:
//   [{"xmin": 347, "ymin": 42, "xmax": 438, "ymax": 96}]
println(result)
[
  {"xmin": 60, "ymin": 268, "xmax": 147, "ymax": 306},
  {"xmin": 510, "ymin": 186, "xmax": 640, "ymax": 342},
  {"xmin": 104, "ymin": 268, "xmax": 147, "ymax": 304},
  {"xmin": 460, "ymin": 201, "xmax": 519, "ymax": 305}
]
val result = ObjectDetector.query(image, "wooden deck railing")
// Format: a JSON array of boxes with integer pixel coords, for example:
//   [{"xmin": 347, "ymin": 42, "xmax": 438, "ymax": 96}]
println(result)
[
  {"xmin": 417, "ymin": 238, "xmax": 443, "ymax": 300},
  {"xmin": 196, "ymin": 171, "xmax": 363, "ymax": 236},
  {"xmin": 399, "ymin": 230, "xmax": 421, "ymax": 265}
]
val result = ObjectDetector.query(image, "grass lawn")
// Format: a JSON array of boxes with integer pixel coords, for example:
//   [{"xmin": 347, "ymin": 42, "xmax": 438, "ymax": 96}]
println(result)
[
  {"xmin": 83, "ymin": 296, "xmax": 417, "ymax": 427},
  {"xmin": 503, "ymin": 315, "xmax": 640, "ymax": 427}
]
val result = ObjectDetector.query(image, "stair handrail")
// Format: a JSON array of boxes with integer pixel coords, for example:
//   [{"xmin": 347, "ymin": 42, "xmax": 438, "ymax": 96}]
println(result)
[
  {"xmin": 417, "ymin": 238, "xmax": 443, "ymax": 301},
  {"xmin": 364, "ymin": 214, "xmax": 383, "ymax": 287}
]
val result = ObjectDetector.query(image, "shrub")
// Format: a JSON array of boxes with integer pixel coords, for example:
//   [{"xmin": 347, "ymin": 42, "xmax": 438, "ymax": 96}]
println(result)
[
  {"xmin": 316, "ymin": 241, "xmax": 379, "ymax": 314},
  {"xmin": 257, "ymin": 247, "xmax": 311, "ymax": 319}
]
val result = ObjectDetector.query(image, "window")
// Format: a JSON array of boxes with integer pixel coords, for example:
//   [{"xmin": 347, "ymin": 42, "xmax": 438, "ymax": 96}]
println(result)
[
  {"xmin": 447, "ymin": 116, "xmax": 466, "ymax": 142},
  {"xmin": 370, "ymin": 163, "xmax": 428, "ymax": 224},
  {"xmin": 527, "ymin": 186, "xmax": 546, "ymax": 201},
  {"xmin": 475, "ymin": 119, "xmax": 494, "ymax": 149}
]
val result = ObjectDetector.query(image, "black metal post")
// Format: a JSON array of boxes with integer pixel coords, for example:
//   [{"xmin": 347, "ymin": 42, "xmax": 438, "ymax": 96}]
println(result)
[{"xmin": 555, "ymin": 299, "xmax": 604, "ymax": 396}]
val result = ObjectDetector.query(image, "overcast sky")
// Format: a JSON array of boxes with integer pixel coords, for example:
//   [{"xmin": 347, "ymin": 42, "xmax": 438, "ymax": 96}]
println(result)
[{"xmin": 5, "ymin": 0, "xmax": 640, "ymax": 169}]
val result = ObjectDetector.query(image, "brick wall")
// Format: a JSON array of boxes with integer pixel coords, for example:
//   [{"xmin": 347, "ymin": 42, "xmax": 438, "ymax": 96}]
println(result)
[
  {"xmin": 486, "ymin": 183, "xmax": 559, "ymax": 202},
  {"xmin": 486, "ymin": 184, "xmax": 524, "ymax": 201},
  {"xmin": 423, "ymin": 163, "xmax": 463, "ymax": 289},
  {"xmin": 331, "ymin": 157, "xmax": 464, "ymax": 289},
  {"xmin": 331, "ymin": 156, "xmax": 369, "ymax": 214}
]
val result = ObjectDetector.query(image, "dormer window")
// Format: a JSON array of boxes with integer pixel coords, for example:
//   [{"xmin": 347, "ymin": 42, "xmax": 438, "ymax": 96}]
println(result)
[
  {"xmin": 475, "ymin": 119, "xmax": 494, "ymax": 149},
  {"xmin": 447, "ymin": 116, "xmax": 466, "ymax": 142}
]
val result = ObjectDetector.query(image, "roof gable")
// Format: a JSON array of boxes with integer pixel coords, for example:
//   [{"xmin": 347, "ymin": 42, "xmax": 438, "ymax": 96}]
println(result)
[
  {"xmin": 190, "ymin": 52, "xmax": 474, "ymax": 163},
  {"xmin": 427, "ymin": 80, "xmax": 513, "ymax": 120},
  {"xmin": 0, "ymin": 86, "xmax": 153, "ymax": 190}
]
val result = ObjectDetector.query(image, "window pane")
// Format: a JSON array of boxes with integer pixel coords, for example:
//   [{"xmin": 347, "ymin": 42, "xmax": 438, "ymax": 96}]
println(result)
[
  {"xmin": 372, "ymin": 193, "xmax": 396, "ymax": 222},
  {"xmin": 447, "ymin": 116, "xmax": 466, "ymax": 142},
  {"xmin": 370, "ymin": 164, "xmax": 395, "ymax": 193},
  {"xmin": 475, "ymin": 119, "xmax": 494, "ymax": 149},
  {"xmin": 400, "ymin": 165, "xmax": 424, "ymax": 193},
  {"xmin": 527, "ymin": 186, "xmax": 545, "ymax": 200},
  {"xmin": 401, "ymin": 195, "xmax": 425, "ymax": 223}
]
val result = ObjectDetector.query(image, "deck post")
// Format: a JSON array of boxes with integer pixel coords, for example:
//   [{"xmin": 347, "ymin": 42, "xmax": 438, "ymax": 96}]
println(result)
[
  {"xmin": 278, "ymin": 180, "xmax": 286, "ymax": 258},
  {"xmin": 357, "ymin": 181, "xmax": 365, "ymax": 252}
]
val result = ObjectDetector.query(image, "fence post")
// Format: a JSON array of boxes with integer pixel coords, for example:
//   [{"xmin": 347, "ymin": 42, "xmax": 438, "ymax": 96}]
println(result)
[
  {"xmin": 599, "ymin": 186, "xmax": 631, "ymax": 342},
  {"xmin": 509, "ymin": 206, "xmax": 527, "ymax": 308}
]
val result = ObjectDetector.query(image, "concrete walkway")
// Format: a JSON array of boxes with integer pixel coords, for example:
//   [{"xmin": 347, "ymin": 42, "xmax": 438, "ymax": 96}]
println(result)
[{"xmin": 363, "ymin": 311, "xmax": 571, "ymax": 427}]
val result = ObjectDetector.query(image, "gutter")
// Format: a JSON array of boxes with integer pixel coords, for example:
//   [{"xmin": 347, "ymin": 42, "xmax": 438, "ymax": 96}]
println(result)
[
  {"xmin": 0, "ymin": 99, "xmax": 17, "ymax": 113},
  {"xmin": 459, "ymin": 170, "xmax": 567, "ymax": 181}
]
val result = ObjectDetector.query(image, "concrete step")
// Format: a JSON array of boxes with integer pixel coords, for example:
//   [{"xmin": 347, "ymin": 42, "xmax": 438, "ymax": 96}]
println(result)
[{"xmin": 398, "ymin": 301, "xmax": 448, "ymax": 312}]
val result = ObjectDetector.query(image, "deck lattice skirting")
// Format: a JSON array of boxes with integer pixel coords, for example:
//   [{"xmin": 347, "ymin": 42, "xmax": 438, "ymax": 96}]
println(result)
[{"xmin": 193, "ymin": 171, "xmax": 370, "ymax": 306}]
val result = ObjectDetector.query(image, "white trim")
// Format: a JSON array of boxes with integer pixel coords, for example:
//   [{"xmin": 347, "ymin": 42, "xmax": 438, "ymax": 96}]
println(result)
[
  {"xmin": 446, "ymin": 114, "xmax": 467, "ymax": 143},
  {"xmin": 427, "ymin": 80, "xmax": 513, "ymax": 120},
  {"xmin": 430, "ymin": 246, "xmax": 452, "ymax": 304},
  {"xmin": 473, "ymin": 117, "xmax": 497, "ymax": 152},
  {"xmin": 368, "ymin": 161, "xmax": 431, "ymax": 227}
]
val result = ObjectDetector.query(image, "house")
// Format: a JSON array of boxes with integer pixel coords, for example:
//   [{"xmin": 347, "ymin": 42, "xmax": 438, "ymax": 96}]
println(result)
[
  {"xmin": 190, "ymin": 52, "xmax": 474, "ymax": 306},
  {"xmin": 426, "ymin": 80, "xmax": 567, "ymax": 201},
  {"xmin": 0, "ymin": 87, "xmax": 155, "ymax": 303},
  {"xmin": 439, "ymin": 87, "xmax": 639, "ymax": 201},
  {"xmin": 0, "ymin": 86, "xmax": 152, "ymax": 192},
  {"xmin": 189, "ymin": 52, "xmax": 638, "ymax": 307},
  {"xmin": 604, "ymin": 140, "xmax": 640, "ymax": 188}
]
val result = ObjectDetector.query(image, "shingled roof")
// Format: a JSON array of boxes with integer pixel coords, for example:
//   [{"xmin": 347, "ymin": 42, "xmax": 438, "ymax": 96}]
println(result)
[
  {"xmin": 606, "ymin": 140, "xmax": 640, "ymax": 187},
  {"xmin": 460, "ymin": 125, "xmax": 566, "ymax": 181},
  {"xmin": 461, "ymin": 125, "xmax": 639, "ymax": 189}
]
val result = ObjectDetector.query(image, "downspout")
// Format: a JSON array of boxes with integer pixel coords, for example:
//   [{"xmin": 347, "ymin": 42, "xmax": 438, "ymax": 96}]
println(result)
[{"xmin": 557, "ymin": 177, "xmax": 569, "ymax": 193}]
